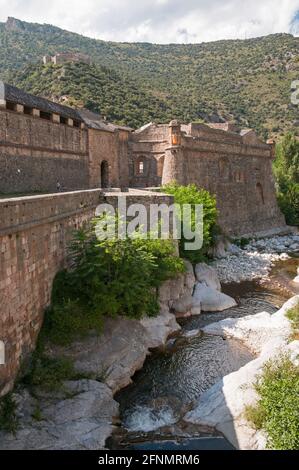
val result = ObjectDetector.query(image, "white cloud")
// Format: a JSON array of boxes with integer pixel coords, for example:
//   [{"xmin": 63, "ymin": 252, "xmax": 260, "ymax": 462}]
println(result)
[{"xmin": 0, "ymin": 0, "xmax": 298, "ymax": 43}]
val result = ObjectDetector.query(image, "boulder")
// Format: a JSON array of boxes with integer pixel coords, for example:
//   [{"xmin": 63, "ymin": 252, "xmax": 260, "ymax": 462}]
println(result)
[
  {"xmin": 193, "ymin": 282, "xmax": 237, "ymax": 312},
  {"xmin": 183, "ymin": 259, "xmax": 196, "ymax": 293},
  {"xmin": 195, "ymin": 263, "xmax": 221, "ymax": 291},
  {"xmin": 185, "ymin": 297, "xmax": 299, "ymax": 450},
  {"xmin": 190, "ymin": 299, "xmax": 202, "ymax": 316},
  {"xmin": 0, "ymin": 380, "xmax": 118, "ymax": 450},
  {"xmin": 293, "ymin": 267, "xmax": 299, "ymax": 284},
  {"xmin": 172, "ymin": 295, "xmax": 194, "ymax": 316}
]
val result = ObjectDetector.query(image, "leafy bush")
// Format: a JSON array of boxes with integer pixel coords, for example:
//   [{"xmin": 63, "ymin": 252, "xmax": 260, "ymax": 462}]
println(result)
[
  {"xmin": 162, "ymin": 183, "xmax": 218, "ymax": 263},
  {"xmin": 43, "ymin": 218, "xmax": 184, "ymax": 345},
  {"xmin": 245, "ymin": 355, "xmax": 299, "ymax": 450},
  {"xmin": 0, "ymin": 394, "xmax": 18, "ymax": 434},
  {"xmin": 22, "ymin": 353, "xmax": 76, "ymax": 392},
  {"xmin": 274, "ymin": 134, "xmax": 299, "ymax": 226},
  {"xmin": 286, "ymin": 302, "xmax": 299, "ymax": 340}
]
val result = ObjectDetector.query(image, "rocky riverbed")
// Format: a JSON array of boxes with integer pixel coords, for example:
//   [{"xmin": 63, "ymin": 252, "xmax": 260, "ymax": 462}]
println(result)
[{"xmin": 212, "ymin": 233, "xmax": 299, "ymax": 284}]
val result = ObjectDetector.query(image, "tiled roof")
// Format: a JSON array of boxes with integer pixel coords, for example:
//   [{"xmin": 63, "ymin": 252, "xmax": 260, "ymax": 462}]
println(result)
[
  {"xmin": 0, "ymin": 81, "xmax": 133, "ymax": 132},
  {"xmin": 78, "ymin": 109, "xmax": 132, "ymax": 132},
  {"xmin": 0, "ymin": 81, "xmax": 82, "ymax": 121}
]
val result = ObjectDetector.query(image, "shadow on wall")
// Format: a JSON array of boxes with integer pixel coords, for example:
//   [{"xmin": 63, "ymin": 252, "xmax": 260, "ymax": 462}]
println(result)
[{"xmin": 101, "ymin": 160, "xmax": 109, "ymax": 188}]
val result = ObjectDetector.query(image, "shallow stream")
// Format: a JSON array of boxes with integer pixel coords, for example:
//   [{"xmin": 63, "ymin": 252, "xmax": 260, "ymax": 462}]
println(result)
[{"xmin": 110, "ymin": 258, "xmax": 298, "ymax": 450}]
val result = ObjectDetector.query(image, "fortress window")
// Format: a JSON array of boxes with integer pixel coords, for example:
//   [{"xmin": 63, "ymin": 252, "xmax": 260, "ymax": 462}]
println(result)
[
  {"xmin": 40, "ymin": 111, "xmax": 51, "ymax": 121},
  {"xmin": 24, "ymin": 106, "xmax": 33, "ymax": 115},
  {"xmin": 73, "ymin": 120, "xmax": 81, "ymax": 128},
  {"xmin": 6, "ymin": 101, "xmax": 16, "ymax": 111},
  {"xmin": 235, "ymin": 170, "xmax": 245, "ymax": 183},
  {"xmin": 60, "ymin": 116, "xmax": 67, "ymax": 125},
  {"xmin": 138, "ymin": 161, "xmax": 144, "ymax": 174},
  {"xmin": 219, "ymin": 158, "xmax": 230, "ymax": 180},
  {"xmin": 136, "ymin": 157, "xmax": 146, "ymax": 175}
]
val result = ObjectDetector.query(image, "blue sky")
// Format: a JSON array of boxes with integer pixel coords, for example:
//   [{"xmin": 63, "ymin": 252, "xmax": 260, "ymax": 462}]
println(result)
[{"xmin": 0, "ymin": 0, "xmax": 298, "ymax": 43}]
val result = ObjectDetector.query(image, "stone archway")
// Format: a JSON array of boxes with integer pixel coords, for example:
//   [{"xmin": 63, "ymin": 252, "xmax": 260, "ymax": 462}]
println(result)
[{"xmin": 101, "ymin": 160, "xmax": 109, "ymax": 188}]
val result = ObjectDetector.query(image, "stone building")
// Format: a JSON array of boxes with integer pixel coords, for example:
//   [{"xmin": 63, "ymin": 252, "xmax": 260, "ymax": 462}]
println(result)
[
  {"xmin": 129, "ymin": 121, "xmax": 286, "ymax": 236},
  {"xmin": 0, "ymin": 81, "xmax": 286, "ymax": 237},
  {"xmin": 0, "ymin": 82, "xmax": 131, "ymax": 194},
  {"xmin": 43, "ymin": 52, "xmax": 91, "ymax": 66}
]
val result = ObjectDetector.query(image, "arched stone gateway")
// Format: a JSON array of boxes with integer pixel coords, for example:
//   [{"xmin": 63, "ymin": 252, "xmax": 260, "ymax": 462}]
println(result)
[{"xmin": 101, "ymin": 160, "xmax": 109, "ymax": 188}]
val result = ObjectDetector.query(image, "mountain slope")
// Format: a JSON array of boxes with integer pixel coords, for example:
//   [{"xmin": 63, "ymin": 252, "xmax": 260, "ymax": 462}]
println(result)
[
  {"xmin": 8, "ymin": 62, "xmax": 173, "ymax": 128},
  {"xmin": 1, "ymin": 17, "xmax": 299, "ymax": 135}
]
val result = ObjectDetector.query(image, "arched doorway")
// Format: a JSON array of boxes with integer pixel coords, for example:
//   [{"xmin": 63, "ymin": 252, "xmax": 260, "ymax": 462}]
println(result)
[{"xmin": 101, "ymin": 160, "xmax": 109, "ymax": 188}]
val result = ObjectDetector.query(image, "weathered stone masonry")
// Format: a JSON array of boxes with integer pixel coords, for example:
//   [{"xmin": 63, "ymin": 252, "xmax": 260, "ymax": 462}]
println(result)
[
  {"xmin": 0, "ymin": 189, "xmax": 174, "ymax": 395},
  {"xmin": 0, "ymin": 190, "xmax": 100, "ymax": 395},
  {"xmin": 0, "ymin": 82, "xmax": 288, "ymax": 395},
  {"xmin": 130, "ymin": 121, "xmax": 286, "ymax": 236}
]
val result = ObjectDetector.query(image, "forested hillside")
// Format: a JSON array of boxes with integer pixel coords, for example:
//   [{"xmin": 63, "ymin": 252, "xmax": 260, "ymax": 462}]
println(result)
[{"xmin": 1, "ymin": 17, "xmax": 299, "ymax": 135}]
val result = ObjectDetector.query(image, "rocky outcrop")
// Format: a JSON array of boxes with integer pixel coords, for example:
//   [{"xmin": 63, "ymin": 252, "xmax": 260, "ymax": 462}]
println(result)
[
  {"xmin": 0, "ymin": 272, "xmax": 188, "ymax": 450},
  {"xmin": 171, "ymin": 262, "xmax": 237, "ymax": 316},
  {"xmin": 0, "ymin": 380, "xmax": 118, "ymax": 450},
  {"xmin": 193, "ymin": 283, "xmax": 237, "ymax": 312},
  {"xmin": 185, "ymin": 296, "xmax": 299, "ymax": 450},
  {"xmin": 195, "ymin": 263, "xmax": 222, "ymax": 291}
]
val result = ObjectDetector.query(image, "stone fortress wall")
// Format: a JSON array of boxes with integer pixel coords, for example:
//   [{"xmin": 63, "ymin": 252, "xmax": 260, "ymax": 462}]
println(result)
[
  {"xmin": 0, "ymin": 82, "xmax": 131, "ymax": 194},
  {"xmin": 0, "ymin": 188, "xmax": 173, "ymax": 396},
  {"xmin": 0, "ymin": 81, "xmax": 288, "ymax": 394},
  {"xmin": 130, "ymin": 121, "xmax": 286, "ymax": 236}
]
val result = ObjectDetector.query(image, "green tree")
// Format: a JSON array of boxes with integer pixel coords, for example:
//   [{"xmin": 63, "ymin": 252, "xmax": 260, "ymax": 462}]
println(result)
[{"xmin": 274, "ymin": 133, "xmax": 299, "ymax": 225}]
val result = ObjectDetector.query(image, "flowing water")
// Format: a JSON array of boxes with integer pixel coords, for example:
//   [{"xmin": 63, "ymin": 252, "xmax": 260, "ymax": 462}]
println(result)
[{"xmin": 111, "ymin": 258, "xmax": 298, "ymax": 450}]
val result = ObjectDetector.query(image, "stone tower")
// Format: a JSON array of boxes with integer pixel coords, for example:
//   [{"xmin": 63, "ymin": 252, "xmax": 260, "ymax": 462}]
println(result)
[{"xmin": 162, "ymin": 120, "xmax": 186, "ymax": 186}]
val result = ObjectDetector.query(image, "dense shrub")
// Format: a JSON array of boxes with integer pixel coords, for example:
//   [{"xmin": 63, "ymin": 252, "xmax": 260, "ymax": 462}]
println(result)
[
  {"xmin": 22, "ymin": 353, "xmax": 76, "ymax": 392},
  {"xmin": 43, "ymin": 219, "xmax": 184, "ymax": 345},
  {"xmin": 286, "ymin": 302, "xmax": 299, "ymax": 340},
  {"xmin": 245, "ymin": 355, "xmax": 299, "ymax": 450},
  {"xmin": 274, "ymin": 134, "xmax": 299, "ymax": 226},
  {"xmin": 162, "ymin": 183, "xmax": 218, "ymax": 263},
  {"xmin": 0, "ymin": 394, "xmax": 18, "ymax": 434}
]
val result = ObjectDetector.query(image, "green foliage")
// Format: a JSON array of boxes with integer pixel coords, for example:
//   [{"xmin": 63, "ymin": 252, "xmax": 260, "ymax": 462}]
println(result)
[
  {"xmin": 22, "ymin": 353, "xmax": 76, "ymax": 392},
  {"xmin": 286, "ymin": 302, "xmax": 299, "ymax": 340},
  {"xmin": 162, "ymin": 183, "xmax": 218, "ymax": 263},
  {"xmin": 0, "ymin": 393, "xmax": 19, "ymax": 434},
  {"xmin": 0, "ymin": 18, "xmax": 298, "ymax": 136},
  {"xmin": 43, "ymin": 218, "xmax": 184, "ymax": 345},
  {"xmin": 245, "ymin": 355, "xmax": 299, "ymax": 450},
  {"xmin": 233, "ymin": 237, "xmax": 251, "ymax": 249},
  {"xmin": 274, "ymin": 134, "xmax": 299, "ymax": 225}
]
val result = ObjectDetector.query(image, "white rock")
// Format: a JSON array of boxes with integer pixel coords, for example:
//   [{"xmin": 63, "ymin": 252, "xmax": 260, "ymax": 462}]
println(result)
[
  {"xmin": 0, "ymin": 380, "xmax": 119, "ymax": 450},
  {"xmin": 193, "ymin": 282, "xmax": 237, "ymax": 312},
  {"xmin": 195, "ymin": 263, "xmax": 221, "ymax": 291},
  {"xmin": 183, "ymin": 329, "xmax": 201, "ymax": 339},
  {"xmin": 190, "ymin": 302, "xmax": 202, "ymax": 316},
  {"xmin": 185, "ymin": 297, "xmax": 299, "ymax": 450},
  {"xmin": 172, "ymin": 295, "xmax": 194, "ymax": 315}
]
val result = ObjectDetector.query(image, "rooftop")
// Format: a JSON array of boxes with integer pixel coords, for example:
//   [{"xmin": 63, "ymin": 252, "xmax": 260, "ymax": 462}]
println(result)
[{"xmin": 0, "ymin": 81, "xmax": 82, "ymax": 122}]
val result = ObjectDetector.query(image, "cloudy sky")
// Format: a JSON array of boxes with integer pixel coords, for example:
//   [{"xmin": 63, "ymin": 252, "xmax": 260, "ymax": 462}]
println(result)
[{"xmin": 0, "ymin": 0, "xmax": 298, "ymax": 43}]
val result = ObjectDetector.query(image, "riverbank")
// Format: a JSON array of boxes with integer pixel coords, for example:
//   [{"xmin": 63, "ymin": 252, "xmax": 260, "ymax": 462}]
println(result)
[
  {"xmin": 0, "ymin": 234, "xmax": 298, "ymax": 450},
  {"xmin": 185, "ymin": 296, "xmax": 299, "ymax": 450},
  {"xmin": 0, "ymin": 263, "xmax": 194, "ymax": 450}
]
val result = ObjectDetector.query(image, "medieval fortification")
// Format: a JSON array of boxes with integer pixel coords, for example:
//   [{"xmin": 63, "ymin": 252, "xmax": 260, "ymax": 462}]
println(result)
[{"xmin": 0, "ymin": 80, "xmax": 286, "ymax": 394}]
